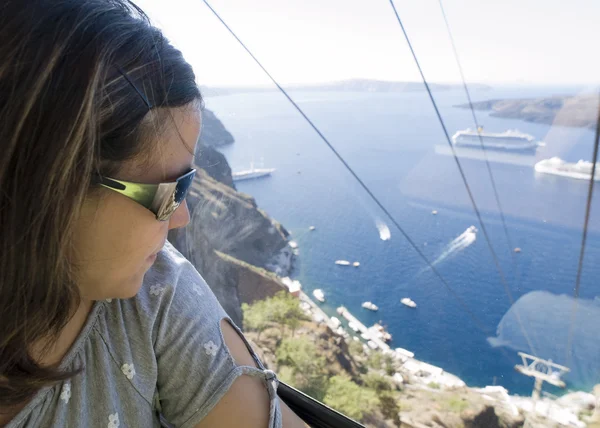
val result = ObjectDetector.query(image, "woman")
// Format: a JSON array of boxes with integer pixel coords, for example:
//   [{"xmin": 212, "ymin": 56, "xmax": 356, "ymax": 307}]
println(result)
[{"xmin": 0, "ymin": 0, "xmax": 306, "ymax": 426}]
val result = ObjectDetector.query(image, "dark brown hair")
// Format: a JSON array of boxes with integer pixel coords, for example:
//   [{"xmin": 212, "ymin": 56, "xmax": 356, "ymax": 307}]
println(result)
[{"xmin": 0, "ymin": 0, "xmax": 201, "ymax": 405}]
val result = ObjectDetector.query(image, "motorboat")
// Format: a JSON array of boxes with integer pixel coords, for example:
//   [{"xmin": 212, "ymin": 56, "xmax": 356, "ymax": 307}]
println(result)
[
  {"xmin": 401, "ymin": 297, "xmax": 417, "ymax": 308},
  {"xmin": 361, "ymin": 301, "xmax": 378, "ymax": 311}
]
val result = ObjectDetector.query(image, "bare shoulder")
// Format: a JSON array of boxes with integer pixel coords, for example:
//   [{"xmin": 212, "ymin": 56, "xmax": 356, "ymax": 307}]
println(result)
[{"xmin": 193, "ymin": 320, "xmax": 308, "ymax": 428}]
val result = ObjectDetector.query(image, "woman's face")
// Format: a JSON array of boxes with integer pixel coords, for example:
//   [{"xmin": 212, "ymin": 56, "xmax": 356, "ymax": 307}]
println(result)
[{"xmin": 72, "ymin": 105, "xmax": 201, "ymax": 301}]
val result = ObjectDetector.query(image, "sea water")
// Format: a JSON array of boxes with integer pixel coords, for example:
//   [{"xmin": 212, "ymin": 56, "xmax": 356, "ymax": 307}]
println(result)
[{"xmin": 205, "ymin": 85, "xmax": 600, "ymax": 395}]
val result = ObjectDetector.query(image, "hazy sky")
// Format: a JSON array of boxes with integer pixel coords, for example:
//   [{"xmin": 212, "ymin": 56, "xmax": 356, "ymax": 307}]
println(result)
[{"xmin": 135, "ymin": 0, "xmax": 599, "ymax": 86}]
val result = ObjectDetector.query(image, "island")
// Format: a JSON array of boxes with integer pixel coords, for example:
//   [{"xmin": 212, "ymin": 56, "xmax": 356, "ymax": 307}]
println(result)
[{"xmin": 456, "ymin": 94, "xmax": 597, "ymax": 129}]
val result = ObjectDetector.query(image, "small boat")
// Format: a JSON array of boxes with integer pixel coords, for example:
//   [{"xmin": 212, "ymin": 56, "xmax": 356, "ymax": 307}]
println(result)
[
  {"xmin": 432, "ymin": 210, "xmax": 438, "ymax": 215},
  {"xmin": 289, "ymin": 241, "xmax": 298, "ymax": 249},
  {"xmin": 401, "ymin": 297, "xmax": 417, "ymax": 308},
  {"xmin": 313, "ymin": 289, "xmax": 325, "ymax": 303},
  {"xmin": 335, "ymin": 260, "xmax": 351, "ymax": 266},
  {"xmin": 514, "ymin": 247, "xmax": 522, "ymax": 253},
  {"xmin": 232, "ymin": 163, "xmax": 276, "ymax": 182},
  {"xmin": 309, "ymin": 226, "xmax": 316, "ymax": 231},
  {"xmin": 361, "ymin": 301, "xmax": 379, "ymax": 311},
  {"xmin": 353, "ymin": 261, "xmax": 360, "ymax": 267}
]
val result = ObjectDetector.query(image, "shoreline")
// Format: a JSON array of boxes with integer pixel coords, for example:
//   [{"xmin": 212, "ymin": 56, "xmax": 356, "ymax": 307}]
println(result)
[
  {"xmin": 297, "ymin": 286, "xmax": 591, "ymax": 426},
  {"xmin": 270, "ymin": 238, "xmax": 594, "ymax": 427},
  {"xmin": 298, "ymin": 289, "xmax": 466, "ymax": 389}
]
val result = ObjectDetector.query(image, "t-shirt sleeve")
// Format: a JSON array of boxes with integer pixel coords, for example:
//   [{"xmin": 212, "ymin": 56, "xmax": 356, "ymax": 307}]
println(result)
[{"xmin": 149, "ymin": 242, "xmax": 282, "ymax": 428}]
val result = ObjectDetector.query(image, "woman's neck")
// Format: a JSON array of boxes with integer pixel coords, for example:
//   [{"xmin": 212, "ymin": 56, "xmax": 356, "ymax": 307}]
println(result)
[{"xmin": 31, "ymin": 298, "xmax": 94, "ymax": 367}]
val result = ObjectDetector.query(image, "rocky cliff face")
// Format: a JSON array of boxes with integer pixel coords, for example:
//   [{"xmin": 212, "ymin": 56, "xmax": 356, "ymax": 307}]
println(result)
[
  {"xmin": 169, "ymin": 168, "xmax": 289, "ymax": 325},
  {"xmin": 214, "ymin": 251, "xmax": 288, "ymax": 306},
  {"xmin": 194, "ymin": 144, "xmax": 235, "ymax": 188},
  {"xmin": 195, "ymin": 108, "xmax": 235, "ymax": 188},
  {"xmin": 169, "ymin": 108, "xmax": 290, "ymax": 325},
  {"xmin": 199, "ymin": 108, "xmax": 234, "ymax": 147}
]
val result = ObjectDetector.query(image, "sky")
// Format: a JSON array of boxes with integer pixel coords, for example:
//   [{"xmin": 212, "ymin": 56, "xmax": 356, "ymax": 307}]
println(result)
[{"xmin": 135, "ymin": 0, "xmax": 600, "ymax": 87}]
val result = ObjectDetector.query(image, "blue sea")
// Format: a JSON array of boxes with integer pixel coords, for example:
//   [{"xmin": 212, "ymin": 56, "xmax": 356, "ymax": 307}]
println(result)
[{"xmin": 204, "ymin": 85, "xmax": 600, "ymax": 396}]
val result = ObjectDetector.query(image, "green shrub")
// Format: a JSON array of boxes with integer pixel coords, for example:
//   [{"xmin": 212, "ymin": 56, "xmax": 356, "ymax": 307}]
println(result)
[
  {"xmin": 323, "ymin": 374, "xmax": 378, "ymax": 421},
  {"xmin": 362, "ymin": 372, "xmax": 392, "ymax": 392},
  {"xmin": 242, "ymin": 291, "xmax": 309, "ymax": 339},
  {"xmin": 348, "ymin": 340, "xmax": 364, "ymax": 356},
  {"xmin": 444, "ymin": 396, "xmax": 469, "ymax": 413},
  {"xmin": 366, "ymin": 351, "xmax": 383, "ymax": 370},
  {"xmin": 383, "ymin": 354, "xmax": 395, "ymax": 376},
  {"xmin": 242, "ymin": 301, "xmax": 269, "ymax": 339},
  {"xmin": 277, "ymin": 336, "xmax": 328, "ymax": 400},
  {"xmin": 378, "ymin": 390, "xmax": 401, "ymax": 425}
]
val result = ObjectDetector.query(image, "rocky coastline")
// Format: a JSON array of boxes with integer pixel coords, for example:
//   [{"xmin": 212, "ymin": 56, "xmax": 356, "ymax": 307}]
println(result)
[{"xmin": 455, "ymin": 94, "xmax": 597, "ymax": 129}]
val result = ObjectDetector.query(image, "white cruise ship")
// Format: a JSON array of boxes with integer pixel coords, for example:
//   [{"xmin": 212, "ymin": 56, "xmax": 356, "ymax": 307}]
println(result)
[
  {"xmin": 452, "ymin": 128, "xmax": 539, "ymax": 152},
  {"xmin": 232, "ymin": 164, "xmax": 275, "ymax": 182},
  {"xmin": 535, "ymin": 157, "xmax": 600, "ymax": 181}
]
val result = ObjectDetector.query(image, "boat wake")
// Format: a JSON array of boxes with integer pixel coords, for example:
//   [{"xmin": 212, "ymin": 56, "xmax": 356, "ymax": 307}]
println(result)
[
  {"xmin": 420, "ymin": 226, "xmax": 477, "ymax": 273},
  {"xmin": 375, "ymin": 219, "xmax": 391, "ymax": 241}
]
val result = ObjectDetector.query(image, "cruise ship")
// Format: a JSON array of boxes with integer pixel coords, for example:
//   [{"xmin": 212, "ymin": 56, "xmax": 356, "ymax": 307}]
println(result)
[
  {"xmin": 535, "ymin": 157, "xmax": 600, "ymax": 181},
  {"xmin": 451, "ymin": 128, "xmax": 539, "ymax": 152},
  {"xmin": 232, "ymin": 165, "xmax": 276, "ymax": 182}
]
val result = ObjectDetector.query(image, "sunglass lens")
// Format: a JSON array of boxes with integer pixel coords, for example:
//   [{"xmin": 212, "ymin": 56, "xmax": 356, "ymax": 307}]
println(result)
[{"xmin": 174, "ymin": 170, "xmax": 196, "ymax": 204}]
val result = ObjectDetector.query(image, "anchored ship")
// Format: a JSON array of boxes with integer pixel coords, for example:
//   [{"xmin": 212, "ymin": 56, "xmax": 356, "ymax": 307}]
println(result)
[
  {"xmin": 452, "ymin": 128, "xmax": 539, "ymax": 152},
  {"xmin": 535, "ymin": 157, "xmax": 600, "ymax": 181}
]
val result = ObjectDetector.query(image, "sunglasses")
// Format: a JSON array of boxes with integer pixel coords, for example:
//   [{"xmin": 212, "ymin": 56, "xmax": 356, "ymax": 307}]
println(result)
[{"xmin": 93, "ymin": 169, "xmax": 197, "ymax": 221}]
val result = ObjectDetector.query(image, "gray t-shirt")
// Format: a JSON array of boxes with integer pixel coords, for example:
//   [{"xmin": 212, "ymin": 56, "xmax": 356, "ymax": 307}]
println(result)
[{"xmin": 6, "ymin": 241, "xmax": 282, "ymax": 428}]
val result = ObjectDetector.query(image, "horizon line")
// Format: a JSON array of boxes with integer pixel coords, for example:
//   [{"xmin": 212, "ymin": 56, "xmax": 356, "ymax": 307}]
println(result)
[{"xmin": 199, "ymin": 78, "xmax": 599, "ymax": 89}]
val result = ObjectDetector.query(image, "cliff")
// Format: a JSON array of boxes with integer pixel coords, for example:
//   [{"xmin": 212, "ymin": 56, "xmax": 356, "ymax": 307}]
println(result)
[
  {"xmin": 214, "ymin": 251, "xmax": 288, "ymax": 306},
  {"xmin": 194, "ymin": 108, "xmax": 235, "ymax": 188},
  {"xmin": 168, "ymin": 108, "xmax": 291, "ymax": 325},
  {"xmin": 194, "ymin": 144, "xmax": 235, "ymax": 188},
  {"xmin": 168, "ymin": 168, "xmax": 290, "ymax": 325},
  {"xmin": 456, "ymin": 94, "xmax": 597, "ymax": 129},
  {"xmin": 199, "ymin": 108, "xmax": 234, "ymax": 147}
]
